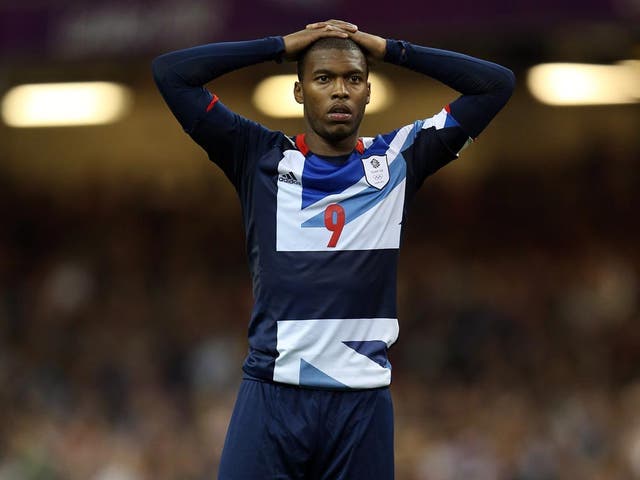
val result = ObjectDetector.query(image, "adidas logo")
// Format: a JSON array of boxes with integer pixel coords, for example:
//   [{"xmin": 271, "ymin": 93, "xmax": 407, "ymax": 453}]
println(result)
[{"xmin": 278, "ymin": 171, "xmax": 301, "ymax": 185}]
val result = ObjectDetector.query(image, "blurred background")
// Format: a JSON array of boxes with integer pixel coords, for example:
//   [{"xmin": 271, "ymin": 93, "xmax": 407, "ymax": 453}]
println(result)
[{"xmin": 1, "ymin": 1, "xmax": 640, "ymax": 479}]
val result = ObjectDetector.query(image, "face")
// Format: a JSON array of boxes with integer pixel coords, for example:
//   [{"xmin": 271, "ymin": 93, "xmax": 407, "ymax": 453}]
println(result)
[{"xmin": 294, "ymin": 48, "xmax": 370, "ymax": 144}]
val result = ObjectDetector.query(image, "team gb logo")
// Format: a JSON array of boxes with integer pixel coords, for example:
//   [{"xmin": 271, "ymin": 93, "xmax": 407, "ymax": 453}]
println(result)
[{"xmin": 361, "ymin": 155, "xmax": 389, "ymax": 190}]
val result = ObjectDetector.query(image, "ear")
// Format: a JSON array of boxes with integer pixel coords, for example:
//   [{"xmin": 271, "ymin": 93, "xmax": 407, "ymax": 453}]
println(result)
[
  {"xmin": 366, "ymin": 81, "xmax": 371, "ymax": 105},
  {"xmin": 294, "ymin": 81, "xmax": 304, "ymax": 105}
]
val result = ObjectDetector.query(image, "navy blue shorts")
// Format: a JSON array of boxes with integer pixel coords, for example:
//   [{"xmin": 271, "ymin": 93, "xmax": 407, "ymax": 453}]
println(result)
[{"xmin": 218, "ymin": 379, "xmax": 394, "ymax": 479}]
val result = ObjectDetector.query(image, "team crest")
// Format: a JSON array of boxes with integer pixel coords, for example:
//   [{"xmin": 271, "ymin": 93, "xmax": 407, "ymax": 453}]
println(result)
[{"xmin": 361, "ymin": 155, "xmax": 389, "ymax": 190}]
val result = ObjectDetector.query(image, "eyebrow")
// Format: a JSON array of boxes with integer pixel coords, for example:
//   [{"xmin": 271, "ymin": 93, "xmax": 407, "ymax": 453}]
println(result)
[{"xmin": 311, "ymin": 68, "xmax": 366, "ymax": 76}]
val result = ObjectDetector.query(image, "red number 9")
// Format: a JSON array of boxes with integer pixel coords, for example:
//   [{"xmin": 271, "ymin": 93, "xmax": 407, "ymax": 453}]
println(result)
[{"xmin": 324, "ymin": 204, "xmax": 346, "ymax": 248}]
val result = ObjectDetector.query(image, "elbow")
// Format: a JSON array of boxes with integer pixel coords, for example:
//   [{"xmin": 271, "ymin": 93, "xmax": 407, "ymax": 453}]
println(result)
[
  {"xmin": 504, "ymin": 67, "xmax": 516, "ymax": 94},
  {"xmin": 492, "ymin": 66, "xmax": 516, "ymax": 107},
  {"xmin": 151, "ymin": 53, "xmax": 172, "ymax": 85},
  {"xmin": 499, "ymin": 66, "xmax": 516, "ymax": 99}
]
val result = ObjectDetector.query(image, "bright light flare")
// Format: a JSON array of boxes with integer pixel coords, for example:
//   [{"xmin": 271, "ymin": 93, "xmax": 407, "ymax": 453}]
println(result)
[
  {"xmin": 252, "ymin": 73, "xmax": 393, "ymax": 118},
  {"xmin": 1, "ymin": 82, "xmax": 132, "ymax": 127},
  {"xmin": 527, "ymin": 62, "xmax": 640, "ymax": 106}
]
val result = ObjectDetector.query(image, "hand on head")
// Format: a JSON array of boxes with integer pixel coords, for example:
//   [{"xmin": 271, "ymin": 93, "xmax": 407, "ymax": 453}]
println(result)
[
  {"xmin": 305, "ymin": 20, "xmax": 359, "ymax": 34},
  {"xmin": 283, "ymin": 20, "xmax": 386, "ymax": 61}
]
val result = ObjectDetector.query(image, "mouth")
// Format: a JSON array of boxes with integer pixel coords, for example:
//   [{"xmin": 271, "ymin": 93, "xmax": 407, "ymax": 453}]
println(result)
[{"xmin": 327, "ymin": 104, "xmax": 352, "ymax": 122}]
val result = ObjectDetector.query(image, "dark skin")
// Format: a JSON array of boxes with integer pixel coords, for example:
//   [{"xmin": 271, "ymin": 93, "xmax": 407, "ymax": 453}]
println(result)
[
  {"xmin": 283, "ymin": 20, "xmax": 387, "ymax": 156},
  {"xmin": 294, "ymin": 48, "xmax": 370, "ymax": 154}
]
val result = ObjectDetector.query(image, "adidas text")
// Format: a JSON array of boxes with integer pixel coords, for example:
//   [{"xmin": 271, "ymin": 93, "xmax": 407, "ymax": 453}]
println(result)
[{"xmin": 278, "ymin": 171, "xmax": 301, "ymax": 185}]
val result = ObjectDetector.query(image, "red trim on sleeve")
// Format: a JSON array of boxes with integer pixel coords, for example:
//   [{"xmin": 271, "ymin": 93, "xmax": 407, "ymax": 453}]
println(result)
[
  {"xmin": 295, "ymin": 134, "xmax": 310, "ymax": 156},
  {"xmin": 206, "ymin": 94, "xmax": 219, "ymax": 112}
]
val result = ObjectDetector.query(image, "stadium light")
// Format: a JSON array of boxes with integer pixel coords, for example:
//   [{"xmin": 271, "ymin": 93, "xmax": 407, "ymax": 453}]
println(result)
[
  {"xmin": 527, "ymin": 62, "xmax": 640, "ymax": 106},
  {"xmin": 252, "ymin": 73, "xmax": 393, "ymax": 118},
  {"xmin": 620, "ymin": 60, "xmax": 640, "ymax": 97},
  {"xmin": 1, "ymin": 82, "xmax": 132, "ymax": 127}
]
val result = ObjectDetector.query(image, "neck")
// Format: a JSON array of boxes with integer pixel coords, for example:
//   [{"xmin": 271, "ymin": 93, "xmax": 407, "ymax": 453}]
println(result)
[{"xmin": 304, "ymin": 129, "xmax": 359, "ymax": 156}]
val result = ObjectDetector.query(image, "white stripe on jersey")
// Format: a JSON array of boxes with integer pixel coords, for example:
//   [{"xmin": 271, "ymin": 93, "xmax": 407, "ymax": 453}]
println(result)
[
  {"xmin": 422, "ymin": 108, "xmax": 449, "ymax": 130},
  {"xmin": 273, "ymin": 317, "xmax": 399, "ymax": 389}
]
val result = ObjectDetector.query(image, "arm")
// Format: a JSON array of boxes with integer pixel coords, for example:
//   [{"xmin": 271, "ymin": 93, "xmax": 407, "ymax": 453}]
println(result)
[
  {"xmin": 152, "ymin": 21, "xmax": 356, "ymax": 133},
  {"xmin": 386, "ymin": 40, "xmax": 514, "ymax": 187},
  {"xmin": 308, "ymin": 21, "xmax": 513, "ymax": 189},
  {"xmin": 151, "ymin": 24, "xmax": 355, "ymax": 182},
  {"xmin": 152, "ymin": 37, "xmax": 285, "ymax": 136},
  {"xmin": 383, "ymin": 40, "xmax": 515, "ymax": 139},
  {"xmin": 381, "ymin": 40, "xmax": 515, "ymax": 185},
  {"xmin": 308, "ymin": 20, "xmax": 515, "ymax": 139},
  {"xmin": 152, "ymin": 38, "xmax": 285, "ymax": 184}
]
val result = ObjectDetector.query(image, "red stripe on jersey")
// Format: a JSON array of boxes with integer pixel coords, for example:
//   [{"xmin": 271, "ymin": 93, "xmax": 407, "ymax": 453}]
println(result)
[
  {"xmin": 295, "ymin": 134, "xmax": 310, "ymax": 156},
  {"xmin": 444, "ymin": 104, "xmax": 451, "ymax": 113},
  {"xmin": 206, "ymin": 94, "xmax": 219, "ymax": 112},
  {"xmin": 355, "ymin": 138, "xmax": 364, "ymax": 154}
]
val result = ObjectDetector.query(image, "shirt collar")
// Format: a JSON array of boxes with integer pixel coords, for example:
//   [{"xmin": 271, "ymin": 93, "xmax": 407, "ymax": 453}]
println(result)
[{"xmin": 295, "ymin": 134, "xmax": 364, "ymax": 156}]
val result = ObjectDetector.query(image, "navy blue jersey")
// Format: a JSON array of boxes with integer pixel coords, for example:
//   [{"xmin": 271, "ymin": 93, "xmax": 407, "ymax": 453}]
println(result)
[{"xmin": 152, "ymin": 36, "xmax": 514, "ymax": 390}]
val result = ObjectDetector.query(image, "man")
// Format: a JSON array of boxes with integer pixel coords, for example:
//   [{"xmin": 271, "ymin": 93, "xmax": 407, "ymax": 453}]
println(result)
[{"xmin": 152, "ymin": 19, "xmax": 514, "ymax": 480}]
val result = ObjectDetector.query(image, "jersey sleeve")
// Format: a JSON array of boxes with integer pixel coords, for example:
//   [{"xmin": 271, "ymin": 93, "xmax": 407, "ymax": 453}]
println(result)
[
  {"xmin": 152, "ymin": 37, "xmax": 285, "ymax": 188},
  {"xmin": 384, "ymin": 39, "xmax": 515, "ymax": 140},
  {"xmin": 188, "ymin": 94, "xmax": 278, "ymax": 188},
  {"xmin": 394, "ymin": 106, "xmax": 472, "ymax": 191},
  {"xmin": 381, "ymin": 39, "xmax": 514, "ymax": 192}
]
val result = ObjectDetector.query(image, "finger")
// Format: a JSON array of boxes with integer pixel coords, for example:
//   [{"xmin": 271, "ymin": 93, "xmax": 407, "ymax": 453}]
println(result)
[
  {"xmin": 305, "ymin": 25, "xmax": 349, "ymax": 39},
  {"xmin": 318, "ymin": 29, "xmax": 349, "ymax": 38},
  {"xmin": 307, "ymin": 20, "xmax": 357, "ymax": 32},
  {"xmin": 323, "ymin": 24, "xmax": 353, "ymax": 34},
  {"xmin": 325, "ymin": 19, "xmax": 358, "ymax": 31}
]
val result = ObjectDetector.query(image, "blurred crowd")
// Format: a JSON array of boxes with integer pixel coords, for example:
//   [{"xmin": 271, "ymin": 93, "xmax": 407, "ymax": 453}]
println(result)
[{"xmin": 0, "ymin": 145, "xmax": 639, "ymax": 480}]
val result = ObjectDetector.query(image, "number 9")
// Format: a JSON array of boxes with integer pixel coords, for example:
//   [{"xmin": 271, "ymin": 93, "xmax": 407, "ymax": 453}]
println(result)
[{"xmin": 324, "ymin": 204, "xmax": 345, "ymax": 248}]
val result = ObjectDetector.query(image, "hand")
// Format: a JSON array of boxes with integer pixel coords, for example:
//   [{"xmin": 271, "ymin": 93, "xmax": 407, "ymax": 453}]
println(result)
[
  {"xmin": 306, "ymin": 20, "xmax": 386, "ymax": 60},
  {"xmin": 282, "ymin": 21, "xmax": 356, "ymax": 61}
]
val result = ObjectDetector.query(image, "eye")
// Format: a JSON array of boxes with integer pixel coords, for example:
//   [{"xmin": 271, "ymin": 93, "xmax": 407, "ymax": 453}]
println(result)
[
  {"xmin": 350, "ymin": 75, "xmax": 363, "ymax": 83},
  {"xmin": 316, "ymin": 75, "xmax": 329, "ymax": 83}
]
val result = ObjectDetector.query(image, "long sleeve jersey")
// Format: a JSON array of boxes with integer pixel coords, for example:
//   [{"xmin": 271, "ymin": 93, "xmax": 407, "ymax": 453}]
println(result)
[{"xmin": 152, "ymin": 36, "xmax": 514, "ymax": 389}]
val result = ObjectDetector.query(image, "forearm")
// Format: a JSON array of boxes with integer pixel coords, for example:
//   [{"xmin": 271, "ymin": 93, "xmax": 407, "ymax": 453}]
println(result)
[
  {"xmin": 384, "ymin": 40, "xmax": 515, "ymax": 137},
  {"xmin": 152, "ymin": 37, "xmax": 285, "ymax": 131},
  {"xmin": 152, "ymin": 37, "xmax": 284, "ymax": 87}
]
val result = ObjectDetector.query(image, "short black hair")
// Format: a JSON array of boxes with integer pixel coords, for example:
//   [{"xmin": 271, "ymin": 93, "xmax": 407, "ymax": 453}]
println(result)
[{"xmin": 296, "ymin": 37, "xmax": 369, "ymax": 80}]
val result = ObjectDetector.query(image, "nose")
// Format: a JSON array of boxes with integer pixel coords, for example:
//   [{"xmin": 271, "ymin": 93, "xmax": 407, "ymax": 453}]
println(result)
[{"xmin": 331, "ymin": 78, "xmax": 349, "ymax": 99}]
